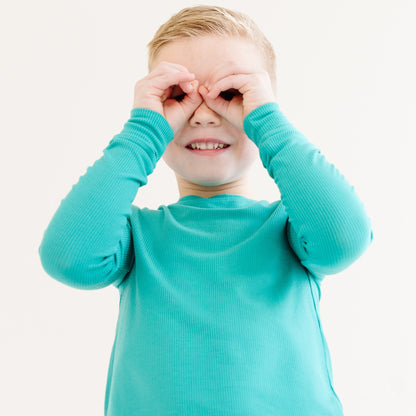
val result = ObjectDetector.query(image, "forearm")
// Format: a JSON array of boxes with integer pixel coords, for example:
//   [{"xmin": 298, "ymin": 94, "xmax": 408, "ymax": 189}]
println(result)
[
  {"xmin": 244, "ymin": 102, "xmax": 373, "ymax": 276},
  {"xmin": 38, "ymin": 109, "xmax": 173, "ymax": 289}
]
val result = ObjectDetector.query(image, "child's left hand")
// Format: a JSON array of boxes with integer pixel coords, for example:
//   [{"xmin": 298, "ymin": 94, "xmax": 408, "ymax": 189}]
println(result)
[{"xmin": 198, "ymin": 61, "xmax": 276, "ymax": 132}]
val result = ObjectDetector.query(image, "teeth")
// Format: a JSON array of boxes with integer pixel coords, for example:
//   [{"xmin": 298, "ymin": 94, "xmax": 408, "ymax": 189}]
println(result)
[{"xmin": 189, "ymin": 142, "xmax": 228, "ymax": 150}]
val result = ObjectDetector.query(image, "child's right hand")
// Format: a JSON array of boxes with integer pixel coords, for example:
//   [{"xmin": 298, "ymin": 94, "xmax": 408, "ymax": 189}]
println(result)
[{"xmin": 132, "ymin": 61, "xmax": 203, "ymax": 134}]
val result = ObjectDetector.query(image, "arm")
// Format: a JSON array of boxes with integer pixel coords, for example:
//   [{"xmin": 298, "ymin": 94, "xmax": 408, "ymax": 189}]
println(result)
[
  {"xmin": 243, "ymin": 102, "xmax": 373, "ymax": 278},
  {"xmin": 38, "ymin": 61, "xmax": 204, "ymax": 290},
  {"xmin": 38, "ymin": 109, "xmax": 173, "ymax": 289}
]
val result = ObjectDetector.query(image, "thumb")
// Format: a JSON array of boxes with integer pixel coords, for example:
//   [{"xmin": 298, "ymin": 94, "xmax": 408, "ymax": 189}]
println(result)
[
  {"xmin": 198, "ymin": 85, "xmax": 229, "ymax": 117},
  {"xmin": 163, "ymin": 80, "xmax": 203, "ymax": 134},
  {"xmin": 180, "ymin": 80, "xmax": 203, "ymax": 112},
  {"xmin": 199, "ymin": 85, "xmax": 244, "ymax": 132}
]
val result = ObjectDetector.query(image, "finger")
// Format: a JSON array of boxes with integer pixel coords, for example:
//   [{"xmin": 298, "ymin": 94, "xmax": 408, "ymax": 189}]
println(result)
[
  {"xmin": 165, "ymin": 80, "xmax": 203, "ymax": 117},
  {"xmin": 181, "ymin": 80, "xmax": 202, "ymax": 103},
  {"xmin": 160, "ymin": 86, "xmax": 172, "ymax": 102},
  {"xmin": 153, "ymin": 61, "xmax": 195, "ymax": 75},
  {"xmin": 163, "ymin": 71, "xmax": 195, "ymax": 89},
  {"xmin": 206, "ymin": 74, "xmax": 248, "ymax": 99},
  {"xmin": 149, "ymin": 61, "xmax": 195, "ymax": 84},
  {"xmin": 199, "ymin": 84, "xmax": 231, "ymax": 115},
  {"xmin": 200, "ymin": 83, "xmax": 244, "ymax": 130},
  {"xmin": 199, "ymin": 85, "xmax": 209, "ymax": 96},
  {"xmin": 179, "ymin": 80, "xmax": 195, "ymax": 94},
  {"xmin": 147, "ymin": 66, "xmax": 195, "ymax": 89},
  {"xmin": 155, "ymin": 72, "xmax": 196, "ymax": 100},
  {"xmin": 205, "ymin": 61, "xmax": 255, "ymax": 90}
]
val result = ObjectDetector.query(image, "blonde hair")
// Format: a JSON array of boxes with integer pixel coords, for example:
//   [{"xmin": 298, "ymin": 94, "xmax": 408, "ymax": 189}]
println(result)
[{"xmin": 147, "ymin": 5, "xmax": 277, "ymax": 94}]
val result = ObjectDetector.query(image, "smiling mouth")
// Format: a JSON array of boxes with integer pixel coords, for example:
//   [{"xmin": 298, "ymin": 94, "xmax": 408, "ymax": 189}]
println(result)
[
  {"xmin": 186, "ymin": 143, "xmax": 230, "ymax": 150},
  {"xmin": 185, "ymin": 144, "xmax": 231, "ymax": 155}
]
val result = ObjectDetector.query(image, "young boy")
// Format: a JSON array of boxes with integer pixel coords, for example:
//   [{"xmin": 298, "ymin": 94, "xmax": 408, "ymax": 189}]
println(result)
[{"xmin": 39, "ymin": 5, "xmax": 373, "ymax": 416}]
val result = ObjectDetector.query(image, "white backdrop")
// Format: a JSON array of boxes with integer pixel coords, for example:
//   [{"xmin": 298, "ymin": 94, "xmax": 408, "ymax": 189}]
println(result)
[{"xmin": 1, "ymin": 0, "xmax": 414, "ymax": 415}]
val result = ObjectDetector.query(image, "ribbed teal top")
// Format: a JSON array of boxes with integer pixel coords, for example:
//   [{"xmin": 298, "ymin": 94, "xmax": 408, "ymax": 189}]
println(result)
[{"xmin": 39, "ymin": 102, "xmax": 373, "ymax": 415}]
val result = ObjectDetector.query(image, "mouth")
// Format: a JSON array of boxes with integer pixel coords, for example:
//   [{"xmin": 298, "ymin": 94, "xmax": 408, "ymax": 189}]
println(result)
[
  {"xmin": 185, "ymin": 141, "xmax": 231, "ymax": 156},
  {"xmin": 185, "ymin": 146, "xmax": 231, "ymax": 156},
  {"xmin": 185, "ymin": 138, "xmax": 231, "ymax": 153}
]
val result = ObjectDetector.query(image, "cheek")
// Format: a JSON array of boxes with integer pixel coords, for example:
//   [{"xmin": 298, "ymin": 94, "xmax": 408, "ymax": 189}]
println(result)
[
  {"xmin": 162, "ymin": 140, "xmax": 188, "ymax": 173},
  {"xmin": 162, "ymin": 141, "xmax": 176, "ymax": 166},
  {"xmin": 239, "ymin": 137, "xmax": 259, "ymax": 162}
]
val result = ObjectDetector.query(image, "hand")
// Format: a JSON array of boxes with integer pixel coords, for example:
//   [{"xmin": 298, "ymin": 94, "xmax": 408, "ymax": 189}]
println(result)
[
  {"xmin": 133, "ymin": 61, "xmax": 203, "ymax": 134},
  {"xmin": 198, "ymin": 61, "xmax": 276, "ymax": 132}
]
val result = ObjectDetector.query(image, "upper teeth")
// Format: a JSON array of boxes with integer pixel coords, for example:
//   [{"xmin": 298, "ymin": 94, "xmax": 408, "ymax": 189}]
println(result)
[{"xmin": 189, "ymin": 143, "xmax": 228, "ymax": 149}]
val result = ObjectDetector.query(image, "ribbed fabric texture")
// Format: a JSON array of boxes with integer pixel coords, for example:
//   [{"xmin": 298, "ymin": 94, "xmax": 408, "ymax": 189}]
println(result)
[{"xmin": 39, "ymin": 102, "xmax": 373, "ymax": 415}]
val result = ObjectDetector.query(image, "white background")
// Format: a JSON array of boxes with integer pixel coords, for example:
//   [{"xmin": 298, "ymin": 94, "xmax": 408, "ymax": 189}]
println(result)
[{"xmin": 1, "ymin": 0, "xmax": 414, "ymax": 415}]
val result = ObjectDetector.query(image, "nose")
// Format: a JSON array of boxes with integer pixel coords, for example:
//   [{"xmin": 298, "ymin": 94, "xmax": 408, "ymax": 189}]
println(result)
[{"xmin": 189, "ymin": 101, "xmax": 221, "ymax": 127}]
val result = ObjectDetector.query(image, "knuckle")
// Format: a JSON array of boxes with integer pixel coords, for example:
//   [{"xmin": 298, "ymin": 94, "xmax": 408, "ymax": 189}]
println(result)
[{"xmin": 134, "ymin": 79, "xmax": 143, "ymax": 89}]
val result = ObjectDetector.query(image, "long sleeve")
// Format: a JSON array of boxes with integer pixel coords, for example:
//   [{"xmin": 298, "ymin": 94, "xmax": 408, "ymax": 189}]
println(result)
[
  {"xmin": 243, "ymin": 102, "xmax": 373, "ymax": 278},
  {"xmin": 38, "ymin": 108, "xmax": 174, "ymax": 289}
]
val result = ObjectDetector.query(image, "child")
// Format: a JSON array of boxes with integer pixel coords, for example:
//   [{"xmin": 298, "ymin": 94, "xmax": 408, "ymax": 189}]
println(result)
[{"xmin": 39, "ymin": 5, "xmax": 373, "ymax": 416}]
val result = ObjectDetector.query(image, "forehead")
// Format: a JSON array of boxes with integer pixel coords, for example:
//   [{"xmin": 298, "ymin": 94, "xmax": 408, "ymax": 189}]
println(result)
[{"xmin": 151, "ymin": 35, "xmax": 265, "ymax": 83}]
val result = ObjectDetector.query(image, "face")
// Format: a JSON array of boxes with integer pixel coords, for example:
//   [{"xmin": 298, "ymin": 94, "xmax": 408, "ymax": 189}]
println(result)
[{"xmin": 150, "ymin": 35, "xmax": 267, "ymax": 193}]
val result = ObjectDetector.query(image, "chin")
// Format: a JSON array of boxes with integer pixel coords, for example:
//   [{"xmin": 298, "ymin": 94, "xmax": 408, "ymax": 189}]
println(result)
[
  {"xmin": 186, "ymin": 176, "xmax": 228, "ymax": 187},
  {"xmin": 174, "ymin": 170, "xmax": 231, "ymax": 187}
]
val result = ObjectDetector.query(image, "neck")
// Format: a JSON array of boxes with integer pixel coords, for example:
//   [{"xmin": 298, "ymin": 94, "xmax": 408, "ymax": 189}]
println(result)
[{"xmin": 176, "ymin": 174, "xmax": 254, "ymax": 199}]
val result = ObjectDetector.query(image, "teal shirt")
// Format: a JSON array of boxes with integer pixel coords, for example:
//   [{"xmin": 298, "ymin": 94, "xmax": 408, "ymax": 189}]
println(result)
[{"xmin": 39, "ymin": 102, "xmax": 373, "ymax": 415}]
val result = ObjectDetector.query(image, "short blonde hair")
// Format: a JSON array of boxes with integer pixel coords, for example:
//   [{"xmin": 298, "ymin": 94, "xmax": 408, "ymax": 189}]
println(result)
[{"xmin": 147, "ymin": 5, "xmax": 277, "ymax": 95}]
